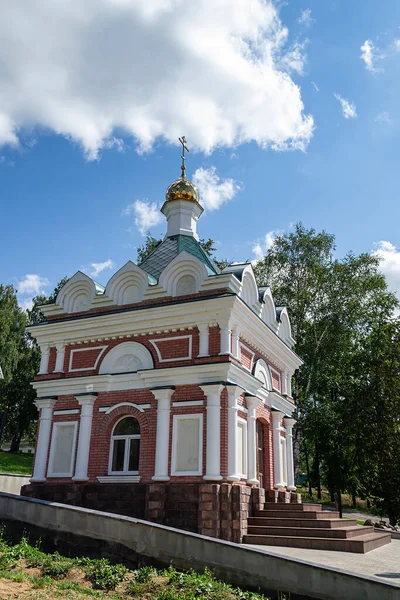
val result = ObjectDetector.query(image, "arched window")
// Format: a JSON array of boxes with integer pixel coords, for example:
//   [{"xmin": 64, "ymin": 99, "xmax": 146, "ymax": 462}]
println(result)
[{"xmin": 109, "ymin": 417, "xmax": 140, "ymax": 475}]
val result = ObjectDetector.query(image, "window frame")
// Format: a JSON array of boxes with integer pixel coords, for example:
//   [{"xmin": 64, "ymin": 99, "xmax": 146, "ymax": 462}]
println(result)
[
  {"xmin": 47, "ymin": 421, "xmax": 78, "ymax": 478},
  {"xmin": 171, "ymin": 413, "xmax": 203, "ymax": 477},
  {"xmin": 108, "ymin": 416, "xmax": 141, "ymax": 476}
]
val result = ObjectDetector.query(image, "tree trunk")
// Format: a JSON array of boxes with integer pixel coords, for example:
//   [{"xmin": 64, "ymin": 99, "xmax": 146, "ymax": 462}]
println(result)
[
  {"xmin": 352, "ymin": 491, "xmax": 357, "ymax": 508},
  {"xmin": 315, "ymin": 440, "xmax": 321, "ymax": 500},
  {"xmin": 303, "ymin": 442, "xmax": 312, "ymax": 498},
  {"xmin": 336, "ymin": 488, "xmax": 343, "ymax": 519},
  {"xmin": 10, "ymin": 435, "xmax": 21, "ymax": 453}
]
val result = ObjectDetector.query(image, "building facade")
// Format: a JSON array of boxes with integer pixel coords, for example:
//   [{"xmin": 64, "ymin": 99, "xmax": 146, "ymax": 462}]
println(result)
[{"xmin": 23, "ymin": 161, "xmax": 302, "ymax": 542}]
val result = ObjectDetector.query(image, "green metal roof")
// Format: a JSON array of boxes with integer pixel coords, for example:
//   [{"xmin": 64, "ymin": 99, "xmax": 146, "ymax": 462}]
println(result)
[{"xmin": 138, "ymin": 235, "xmax": 220, "ymax": 280}]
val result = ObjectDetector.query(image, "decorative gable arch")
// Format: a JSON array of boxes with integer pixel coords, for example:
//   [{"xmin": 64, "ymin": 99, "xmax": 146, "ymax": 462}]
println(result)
[
  {"xmin": 105, "ymin": 261, "xmax": 148, "ymax": 306},
  {"xmin": 240, "ymin": 265, "xmax": 259, "ymax": 310},
  {"xmin": 56, "ymin": 271, "xmax": 96, "ymax": 314},
  {"xmin": 159, "ymin": 250, "xmax": 208, "ymax": 297},
  {"xmin": 99, "ymin": 342, "xmax": 154, "ymax": 374},
  {"xmin": 261, "ymin": 288, "xmax": 278, "ymax": 331},
  {"xmin": 277, "ymin": 307, "xmax": 294, "ymax": 348},
  {"xmin": 253, "ymin": 358, "xmax": 273, "ymax": 390}
]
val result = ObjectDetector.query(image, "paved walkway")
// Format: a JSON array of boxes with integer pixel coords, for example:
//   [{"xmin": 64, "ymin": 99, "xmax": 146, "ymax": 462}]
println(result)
[
  {"xmin": 323, "ymin": 505, "xmax": 388, "ymax": 523},
  {"xmin": 247, "ymin": 539, "xmax": 400, "ymax": 589}
]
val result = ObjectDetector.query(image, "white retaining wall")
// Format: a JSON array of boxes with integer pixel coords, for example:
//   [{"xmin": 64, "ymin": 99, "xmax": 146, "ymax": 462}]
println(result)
[
  {"xmin": 0, "ymin": 474, "xmax": 30, "ymax": 495},
  {"xmin": 0, "ymin": 492, "xmax": 398, "ymax": 600}
]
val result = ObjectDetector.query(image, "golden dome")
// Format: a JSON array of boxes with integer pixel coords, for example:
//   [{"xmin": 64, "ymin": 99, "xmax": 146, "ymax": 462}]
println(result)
[{"xmin": 165, "ymin": 176, "xmax": 199, "ymax": 203}]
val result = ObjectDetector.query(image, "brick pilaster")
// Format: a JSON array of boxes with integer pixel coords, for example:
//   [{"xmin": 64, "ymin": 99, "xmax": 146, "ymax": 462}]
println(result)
[
  {"xmin": 198, "ymin": 484, "xmax": 220, "ymax": 538},
  {"xmin": 219, "ymin": 483, "xmax": 233, "ymax": 541},
  {"xmin": 232, "ymin": 485, "xmax": 251, "ymax": 543},
  {"xmin": 145, "ymin": 483, "xmax": 166, "ymax": 524}
]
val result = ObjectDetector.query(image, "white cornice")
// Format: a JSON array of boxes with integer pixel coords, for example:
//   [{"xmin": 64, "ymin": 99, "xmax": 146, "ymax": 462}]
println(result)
[
  {"xmin": 31, "ymin": 361, "xmax": 295, "ymax": 417},
  {"xmin": 28, "ymin": 295, "xmax": 236, "ymax": 346}
]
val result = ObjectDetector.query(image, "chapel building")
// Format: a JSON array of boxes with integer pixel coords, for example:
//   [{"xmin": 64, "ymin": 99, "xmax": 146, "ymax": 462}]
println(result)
[{"xmin": 23, "ymin": 150, "xmax": 302, "ymax": 542}]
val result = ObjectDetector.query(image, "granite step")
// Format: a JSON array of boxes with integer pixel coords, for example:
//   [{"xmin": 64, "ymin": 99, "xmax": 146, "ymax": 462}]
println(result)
[
  {"xmin": 254, "ymin": 510, "xmax": 340, "ymax": 520},
  {"xmin": 263, "ymin": 502, "xmax": 322, "ymax": 512},
  {"xmin": 247, "ymin": 525, "xmax": 375, "ymax": 539},
  {"xmin": 248, "ymin": 517, "xmax": 358, "ymax": 528},
  {"xmin": 243, "ymin": 531, "xmax": 392, "ymax": 553}
]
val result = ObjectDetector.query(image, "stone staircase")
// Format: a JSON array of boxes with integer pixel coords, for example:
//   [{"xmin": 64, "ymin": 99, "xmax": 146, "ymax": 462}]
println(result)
[{"xmin": 243, "ymin": 503, "xmax": 392, "ymax": 553}]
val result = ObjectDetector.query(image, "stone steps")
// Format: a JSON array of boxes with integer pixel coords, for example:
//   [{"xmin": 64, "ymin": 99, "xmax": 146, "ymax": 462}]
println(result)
[
  {"xmin": 248, "ymin": 517, "xmax": 357, "ymax": 528},
  {"xmin": 243, "ymin": 531, "xmax": 392, "ymax": 553},
  {"xmin": 254, "ymin": 509, "xmax": 340, "ymax": 520},
  {"xmin": 247, "ymin": 525, "xmax": 375, "ymax": 538},
  {"xmin": 244, "ymin": 502, "xmax": 392, "ymax": 553}
]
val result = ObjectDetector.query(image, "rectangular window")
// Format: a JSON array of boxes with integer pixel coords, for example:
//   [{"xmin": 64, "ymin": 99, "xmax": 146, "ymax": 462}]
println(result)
[
  {"xmin": 171, "ymin": 414, "xmax": 203, "ymax": 476},
  {"xmin": 47, "ymin": 422, "xmax": 77, "ymax": 478},
  {"xmin": 237, "ymin": 419, "xmax": 247, "ymax": 478}
]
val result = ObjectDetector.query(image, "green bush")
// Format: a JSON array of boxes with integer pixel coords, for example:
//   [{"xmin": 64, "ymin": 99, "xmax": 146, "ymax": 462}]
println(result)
[
  {"xmin": 85, "ymin": 558, "xmax": 127, "ymax": 590},
  {"xmin": 134, "ymin": 565, "xmax": 158, "ymax": 583},
  {"xmin": 42, "ymin": 558, "xmax": 74, "ymax": 578}
]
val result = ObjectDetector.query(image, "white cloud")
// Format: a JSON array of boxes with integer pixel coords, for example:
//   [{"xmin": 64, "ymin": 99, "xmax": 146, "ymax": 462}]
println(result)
[
  {"xmin": 193, "ymin": 167, "xmax": 241, "ymax": 211},
  {"xmin": 89, "ymin": 259, "xmax": 114, "ymax": 278},
  {"xmin": 375, "ymin": 111, "xmax": 391, "ymax": 125},
  {"xmin": 124, "ymin": 199, "xmax": 163, "ymax": 235},
  {"xmin": 394, "ymin": 39, "xmax": 400, "ymax": 52},
  {"xmin": 334, "ymin": 94, "xmax": 357, "ymax": 119},
  {"xmin": 279, "ymin": 41, "xmax": 308, "ymax": 76},
  {"xmin": 360, "ymin": 39, "xmax": 382, "ymax": 73},
  {"xmin": 0, "ymin": 0, "xmax": 313, "ymax": 159},
  {"xmin": 372, "ymin": 241, "xmax": 400, "ymax": 300},
  {"xmin": 17, "ymin": 274, "xmax": 49, "ymax": 295},
  {"xmin": 298, "ymin": 9, "xmax": 314, "ymax": 26},
  {"xmin": 311, "ymin": 81, "xmax": 320, "ymax": 92},
  {"xmin": 252, "ymin": 230, "xmax": 280, "ymax": 261}
]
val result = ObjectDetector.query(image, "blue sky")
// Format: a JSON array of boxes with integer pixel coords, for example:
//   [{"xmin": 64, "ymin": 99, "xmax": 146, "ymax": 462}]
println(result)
[{"xmin": 1, "ymin": 0, "xmax": 400, "ymax": 308}]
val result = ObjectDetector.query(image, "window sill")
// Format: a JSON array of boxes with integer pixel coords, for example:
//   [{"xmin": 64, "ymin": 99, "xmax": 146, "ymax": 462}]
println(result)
[{"xmin": 97, "ymin": 475, "xmax": 141, "ymax": 483}]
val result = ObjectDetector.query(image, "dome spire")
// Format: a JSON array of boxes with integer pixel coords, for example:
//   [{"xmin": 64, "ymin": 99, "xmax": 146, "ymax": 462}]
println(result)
[
  {"xmin": 179, "ymin": 135, "xmax": 189, "ymax": 179},
  {"xmin": 162, "ymin": 135, "xmax": 203, "ymax": 240}
]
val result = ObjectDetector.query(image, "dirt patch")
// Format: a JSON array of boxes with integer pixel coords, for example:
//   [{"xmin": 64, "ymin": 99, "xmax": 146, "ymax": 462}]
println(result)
[{"xmin": 0, "ymin": 579, "xmax": 32, "ymax": 599}]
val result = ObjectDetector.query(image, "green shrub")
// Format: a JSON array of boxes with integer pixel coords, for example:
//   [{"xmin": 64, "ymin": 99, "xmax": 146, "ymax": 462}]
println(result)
[
  {"xmin": 134, "ymin": 565, "xmax": 157, "ymax": 583},
  {"xmin": 42, "ymin": 557, "xmax": 74, "ymax": 578},
  {"xmin": 85, "ymin": 558, "xmax": 127, "ymax": 590}
]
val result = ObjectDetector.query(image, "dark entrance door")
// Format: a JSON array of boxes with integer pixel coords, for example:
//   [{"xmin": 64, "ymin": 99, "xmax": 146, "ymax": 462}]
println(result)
[{"xmin": 256, "ymin": 421, "xmax": 264, "ymax": 487}]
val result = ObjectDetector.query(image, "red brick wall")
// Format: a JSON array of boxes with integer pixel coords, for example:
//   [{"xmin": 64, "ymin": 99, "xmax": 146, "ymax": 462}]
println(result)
[{"xmin": 35, "ymin": 327, "xmax": 231, "ymax": 381}]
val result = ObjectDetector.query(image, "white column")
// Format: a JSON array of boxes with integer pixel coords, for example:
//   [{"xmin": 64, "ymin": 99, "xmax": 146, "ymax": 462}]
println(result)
[
  {"xmin": 231, "ymin": 327, "xmax": 240, "ymax": 360},
  {"xmin": 152, "ymin": 388, "xmax": 174, "ymax": 481},
  {"xmin": 200, "ymin": 384, "xmax": 224, "ymax": 481},
  {"xmin": 272, "ymin": 410, "xmax": 285, "ymax": 488},
  {"xmin": 226, "ymin": 385, "xmax": 243, "ymax": 481},
  {"xmin": 54, "ymin": 342, "xmax": 65, "ymax": 373},
  {"xmin": 218, "ymin": 320, "xmax": 231, "ymax": 355},
  {"xmin": 284, "ymin": 417, "xmax": 296, "ymax": 491},
  {"xmin": 38, "ymin": 344, "xmax": 50, "ymax": 375},
  {"xmin": 197, "ymin": 323, "xmax": 209, "ymax": 357},
  {"xmin": 31, "ymin": 398, "xmax": 57, "ymax": 482},
  {"xmin": 246, "ymin": 396, "xmax": 260, "ymax": 485},
  {"xmin": 72, "ymin": 395, "xmax": 97, "ymax": 482}
]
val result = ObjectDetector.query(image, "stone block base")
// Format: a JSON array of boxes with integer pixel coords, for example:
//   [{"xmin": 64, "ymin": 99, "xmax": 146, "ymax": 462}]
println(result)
[{"xmin": 21, "ymin": 482, "xmax": 298, "ymax": 544}]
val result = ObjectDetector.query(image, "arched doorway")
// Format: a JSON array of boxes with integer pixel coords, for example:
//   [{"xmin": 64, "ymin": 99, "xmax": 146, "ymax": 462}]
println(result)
[{"xmin": 256, "ymin": 420, "xmax": 264, "ymax": 487}]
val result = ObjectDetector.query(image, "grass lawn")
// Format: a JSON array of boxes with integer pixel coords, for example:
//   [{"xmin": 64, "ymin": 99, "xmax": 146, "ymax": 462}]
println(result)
[
  {"xmin": 0, "ymin": 450, "xmax": 33, "ymax": 475},
  {"xmin": 0, "ymin": 533, "xmax": 283, "ymax": 599}
]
